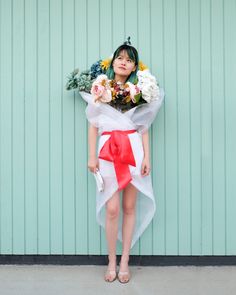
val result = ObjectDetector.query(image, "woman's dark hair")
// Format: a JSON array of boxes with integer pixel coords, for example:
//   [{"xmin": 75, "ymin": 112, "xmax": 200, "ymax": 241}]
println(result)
[{"xmin": 106, "ymin": 38, "xmax": 139, "ymax": 84}]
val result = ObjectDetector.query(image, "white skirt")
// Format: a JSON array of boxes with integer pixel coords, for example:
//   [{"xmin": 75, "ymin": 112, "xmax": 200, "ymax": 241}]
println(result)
[
  {"xmin": 96, "ymin": 130, "xmax": 156, "ymax": 249},
  {"xmin": 78, "ymin": 89, "xmax": 165, "ymax": 249}
]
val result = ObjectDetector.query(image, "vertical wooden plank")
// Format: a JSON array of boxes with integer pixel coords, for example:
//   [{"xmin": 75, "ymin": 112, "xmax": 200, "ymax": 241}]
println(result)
[
  {"xmin": 151, "ymin": 0, "xmax": 165, "ymax": 255},
  {"xmin": 201, "ymin": 0, "xmax": 213, "ymax": 254},
  {"xmin": 62, "ymin": 0, "xmax": 76, "ymax": 254},
  {"xmin": 75, "ymin": 0, "xmax": 89, "ymax": 254},
  {"xmin": 138, "ymin": 0, "xmax": 153, "ymax": 255},
  {"xmin": 176, "ymin": 0, "xmax": 191, "ymax": 255},
  {"xmin": 100, "ymin": 0, "xmax": 112, "ymax": 58},
  {"xmin": 37, "ymin": 0, "xmax": 50, "ymax": 253},
  {"xmin": 12, "ymin": 0, "xmax": 25, "ymax": 253},
  {"xmin": 0, "ymin": 0, "xmax": 2, "ymax": 253},
  {"xmin": 112, "ymin": 0, "xmax": 125, "ymax": 51},
  {"xmin": 211, "ymin": 0, "xmax": 226, "ymax": 255},
  {"xmin": 0, "ymin": 0, "xmax": 13, "ymax": 254},
  {"xmin": 100, "ymin": 0, "xmax": 112, "ymax": 255},
  {"xmin": 125, "ymin": 0, "xmax": 138, "ymax": 49},
  {"xmin": 87, "ymin": 0, "xmax": 100, "ymax": 254},
  {"xmin": 163, "ymin": 0, "xmax": 178, "ymax": 254},
  {"xmin": 224, "ymin": 0, "xmax": 236, "ymax": 254},
  {"xmin": 50, "ymin": 0, "xmax": 63, "ymax": 254},
  {"xmin": 25, "ymin": 0, "xmax": 38, "ymax": 253},
  {"xmin": 189, "ymin": 0, "xmax": 202, "ymax": 255}
]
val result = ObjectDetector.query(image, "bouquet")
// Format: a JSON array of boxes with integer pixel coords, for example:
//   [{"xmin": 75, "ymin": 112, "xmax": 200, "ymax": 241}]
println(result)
[{"xmin": 66, "ymin": 57, "xmax": 161, "ymax": 113}]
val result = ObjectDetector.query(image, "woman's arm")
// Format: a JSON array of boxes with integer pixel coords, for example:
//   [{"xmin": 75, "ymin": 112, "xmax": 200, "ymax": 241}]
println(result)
[
  {"xmin": 88, "ymin": 123, "xmax": 98, "ymax": 158},
  {"xmin": 88, "ymin": 123, "xmax": 99, "ymax": 172},
  {"xmin": 142, "ymin": 130, "xmax": 150, "ymax": 159},
  {"xmin": 141, "ymin": 130, "xmax": 151, "ymax": 176}
]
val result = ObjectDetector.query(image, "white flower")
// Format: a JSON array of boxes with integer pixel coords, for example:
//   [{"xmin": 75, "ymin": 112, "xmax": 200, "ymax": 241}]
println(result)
[
  {"xmin": 137, "ymin": 70, "xmax": 160, "ymax": 103},
  {"xmin": 95, "ymin": 74, "xmax": 109, "ymax": 83}
]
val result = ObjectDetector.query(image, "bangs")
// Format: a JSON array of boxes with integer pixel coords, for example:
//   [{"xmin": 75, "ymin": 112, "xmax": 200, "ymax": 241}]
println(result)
[{"xmin": 114, "ymin": 45, "xmax": 138, "ymax": 65}]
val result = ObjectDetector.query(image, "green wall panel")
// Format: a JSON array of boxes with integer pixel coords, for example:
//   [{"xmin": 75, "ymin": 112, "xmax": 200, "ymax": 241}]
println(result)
[{"xmin": 0, "ymin": 0, "xmax": 236, "ymax": 255}]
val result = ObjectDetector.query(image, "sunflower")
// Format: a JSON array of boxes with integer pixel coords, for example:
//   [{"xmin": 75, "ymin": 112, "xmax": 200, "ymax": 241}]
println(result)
[
  {"xmin": 139, "ymin": 61, "xmax": 148, "ymax": 71},
  {"xmin": 100, "ymin": 58, "xmax": 112, "ymax": 70}
]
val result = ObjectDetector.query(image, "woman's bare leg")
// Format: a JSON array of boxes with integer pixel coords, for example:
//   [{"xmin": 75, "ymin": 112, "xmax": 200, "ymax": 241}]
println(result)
[
  {"xmin": 119, "ymin": 182, "xmax": 138, "ymax": 282},
  {"xmin": 104, "ymin": 190, "xmax": 120, "ymax": 281}
]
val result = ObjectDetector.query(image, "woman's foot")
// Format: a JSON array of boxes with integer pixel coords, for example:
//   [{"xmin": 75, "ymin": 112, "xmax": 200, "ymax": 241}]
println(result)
[
  {"xmin": 104, "ymin": 255, "xmax": 117, "ymax": 282},
  {"xmin": 118, "ymin": 255, "xmax": 131, "ymax": 283}
]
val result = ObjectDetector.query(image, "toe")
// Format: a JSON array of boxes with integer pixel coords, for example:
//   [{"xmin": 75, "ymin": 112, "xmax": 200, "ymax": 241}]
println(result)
[
  {"xmin": 105, "ymin": 271, "xmax": 116, "ymax": 282},
  {"xmin": 118, "ymin": 273, "xmax": 130, "ymax": 283}
]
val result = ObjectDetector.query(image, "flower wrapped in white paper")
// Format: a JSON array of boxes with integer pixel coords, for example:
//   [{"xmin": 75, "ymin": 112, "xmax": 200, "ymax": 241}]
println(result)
[
  {"xmin": 137, "ymin": 69, "xmax": 160, "ymax": 103},
  {"xmin": 67, "ymin": 38, "xmax": 165, "ymax": 250},
  {"xmin": 78, "ymin": 86, "xmax": 165, "ymax": 249}
]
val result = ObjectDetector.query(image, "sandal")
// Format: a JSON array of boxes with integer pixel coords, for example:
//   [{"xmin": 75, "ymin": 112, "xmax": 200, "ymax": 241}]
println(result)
[
  {"xmin": 104, "ymin": 256, "xmax": 117, "ymax": 282},
  {"xmin": 118, "ymin": 262, "xmax": 131, "ymax": 283},
  {"xmin": 104, "ymin": 269, "xmax": 117, "ymax": 282},
  {"xmin": 118, "ymin": 270, "xmax": 131, "ymax": 283}
]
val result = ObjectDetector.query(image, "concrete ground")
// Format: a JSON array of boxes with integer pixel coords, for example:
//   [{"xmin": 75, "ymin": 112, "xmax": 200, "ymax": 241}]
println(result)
[{"xmin": 0, "ymin": 264, "xmax": 236, "ymax": 295}]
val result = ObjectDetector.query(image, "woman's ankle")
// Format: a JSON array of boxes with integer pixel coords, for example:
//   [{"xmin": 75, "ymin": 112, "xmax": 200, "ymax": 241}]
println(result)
[
  {"xmin": 108, "ymin": 254, "xmax": 117, "ymax": 261},
  {"xmin": 120, "ymin": 254, "xmax": 129, "ymax": 263}
]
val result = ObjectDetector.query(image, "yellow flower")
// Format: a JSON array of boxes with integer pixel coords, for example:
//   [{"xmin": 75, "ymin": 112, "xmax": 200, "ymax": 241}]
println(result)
[
  {"xmin": 125, "ymin": 95, "xmax": 131, "ymax": 103},
  {"xmin": 100, "ymin": 58, "xmax": 111, "ymax": 70},
  {"xmin": 139, "ymin": 61, "xmax": 148, "ymax": 71},
  {"xmin": 111, "ymin": 89, "xmax": 116, "ymax": 99},
  {"xmin": 101, "ymin": 79, "xmax": 106, "ymax": 87}
]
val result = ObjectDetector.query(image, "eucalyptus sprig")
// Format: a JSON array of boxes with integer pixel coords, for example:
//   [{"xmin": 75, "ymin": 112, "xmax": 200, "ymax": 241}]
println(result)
[{"xmin": 66, "ymin": 68, "xmax": 95, "ymax": 93}]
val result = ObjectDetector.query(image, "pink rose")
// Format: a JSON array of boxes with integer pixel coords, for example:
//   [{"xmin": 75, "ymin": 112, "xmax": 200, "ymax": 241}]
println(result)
[
  {"xmin": 100, "ymin": 89, "xmax": 112, "ymax": 103},
  {"xmin": 126, "ymin": 82, "xmax": 141, "ymax": 103},
  {"xmin": 91, "ymin": 77, "xmax": 112, "ymax": 103},
  {"xmin": 91, "ymin": 83, "xmax": 106, "ymax": 101}
]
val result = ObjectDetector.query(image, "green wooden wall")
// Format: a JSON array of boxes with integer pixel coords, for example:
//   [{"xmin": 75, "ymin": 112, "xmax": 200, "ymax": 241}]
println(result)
[{"xmin": 0, "ymin": 0, "xmax": 236, "ymax": 256}]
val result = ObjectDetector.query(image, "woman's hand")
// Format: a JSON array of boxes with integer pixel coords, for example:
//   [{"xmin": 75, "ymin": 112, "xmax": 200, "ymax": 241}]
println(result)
[
  {"xmin": 88, "ymin": 156, "xmax": 99, "ymax": 173},
  {"xmin": 141, "ymin": 157, "xmax": 151, "ymax": 176}
]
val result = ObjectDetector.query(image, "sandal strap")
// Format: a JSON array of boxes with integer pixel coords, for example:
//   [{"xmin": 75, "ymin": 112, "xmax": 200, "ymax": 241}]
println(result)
[
  {"xmin": 106, "ymin": 270, "xmax": 116, "ymax": 274},
  {"xmin": 118, "ymin": 271, "xmax": 129, "ymax": 275}
]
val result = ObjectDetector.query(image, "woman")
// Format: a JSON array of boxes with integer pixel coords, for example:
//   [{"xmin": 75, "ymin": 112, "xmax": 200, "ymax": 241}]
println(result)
[{"xmin": 79, "ymin": 39, "xmax": 164, "ymax": 283}]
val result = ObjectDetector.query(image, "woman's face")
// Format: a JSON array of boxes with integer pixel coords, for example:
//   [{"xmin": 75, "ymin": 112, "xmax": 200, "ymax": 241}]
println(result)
[{"xmin": 112, "ymin": 50, "xmax": 137, "ymax": 79}]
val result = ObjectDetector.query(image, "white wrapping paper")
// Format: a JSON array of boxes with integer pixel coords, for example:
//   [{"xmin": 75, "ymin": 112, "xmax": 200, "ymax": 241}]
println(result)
[{"xmin": 79, "ymin": 87, "xmax": 165, "ymax": 249}]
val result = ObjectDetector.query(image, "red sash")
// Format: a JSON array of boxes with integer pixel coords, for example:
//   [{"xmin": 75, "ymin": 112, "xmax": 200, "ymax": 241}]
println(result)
[{"xmin": 99, "ymin": 130, "xmax": 137, "ymax": 191}]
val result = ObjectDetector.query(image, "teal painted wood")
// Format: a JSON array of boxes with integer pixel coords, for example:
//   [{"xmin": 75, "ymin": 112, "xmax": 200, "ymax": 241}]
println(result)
[
  {"xmin": 0, "ymin": 0, "xmax": 236, "ymax": 256},
  {"xmin": 224, "ymin": 0, "xmax": 236, "ymax": 254},
  {"xmin": 50, "ymin": 0, "xmax": 63, "ymax": 255},
  {"xmin": 12, "ymin": 0, "xmax": 25, "ymax": 254}
]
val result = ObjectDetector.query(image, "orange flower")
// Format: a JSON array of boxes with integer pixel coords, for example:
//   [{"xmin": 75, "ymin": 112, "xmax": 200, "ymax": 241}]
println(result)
[{"xmin": 139, "ymin": 61, "xmax": 148, "ymax": 71}]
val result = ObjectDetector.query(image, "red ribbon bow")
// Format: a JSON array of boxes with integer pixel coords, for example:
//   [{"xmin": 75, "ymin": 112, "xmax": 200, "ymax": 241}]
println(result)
[{"xmin": 99, "ymin": 130, "xmax": 137, "ymax": 191}]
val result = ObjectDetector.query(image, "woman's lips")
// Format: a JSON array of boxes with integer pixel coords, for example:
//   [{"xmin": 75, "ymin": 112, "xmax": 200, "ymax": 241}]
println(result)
[{"xmin": 119, "ymin": 67, "xmax": 126, "ymax": 70}]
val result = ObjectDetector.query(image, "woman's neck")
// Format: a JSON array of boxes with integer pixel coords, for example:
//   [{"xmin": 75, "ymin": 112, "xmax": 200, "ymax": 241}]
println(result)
[{"xmin": 114, "ymin": 74, "xmax": 127, "ymax": 84}]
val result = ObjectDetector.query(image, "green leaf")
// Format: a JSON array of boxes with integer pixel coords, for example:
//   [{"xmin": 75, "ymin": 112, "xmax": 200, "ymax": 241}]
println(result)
[
  {"xmin": 134, "ymin": 92, "xmax": 141, "ymax": 103},
  {"xmin": 133, "ymin": 77, "xmax": 138, "ymax": 85}
]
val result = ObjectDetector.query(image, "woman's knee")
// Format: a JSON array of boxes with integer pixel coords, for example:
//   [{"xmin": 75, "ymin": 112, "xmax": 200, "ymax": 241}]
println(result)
[
  {"xmin": 106, "ymin": 203, "xmax": 119, "ymax": 219},
  {"xmin": 122, "ymin": 184, "xmax": 137, "ymax": 215},
  {"xmin": 106, "ymin": 192, "xmax": 120, "ymax": 219},
  {"xmin": 122, "ymin": 203, "xmax": 136, "ymax": 215}
]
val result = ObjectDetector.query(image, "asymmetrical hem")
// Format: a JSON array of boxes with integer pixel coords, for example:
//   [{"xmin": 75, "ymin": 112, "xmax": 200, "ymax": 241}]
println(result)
[{"xmin": 79, "ymin": 89, "xmax": 164, "ymax": 249}]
